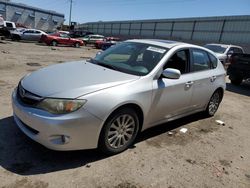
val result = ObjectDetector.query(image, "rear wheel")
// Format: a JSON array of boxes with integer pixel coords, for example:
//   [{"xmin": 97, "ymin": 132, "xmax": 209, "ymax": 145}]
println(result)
[
  {"xmin": 74, "ymin": 42, "xmax": 80, "ymax": 48},
  {"xmin": 205, "ymin": 90, "xmax": 222, "ymax": 116},
  {"xmin": 51, "ymin": 40, "xmax": 58, "ymax": 46},
  {"xmin": 99, "ymin": 108, "xmax": 139, "ymax": 155}
]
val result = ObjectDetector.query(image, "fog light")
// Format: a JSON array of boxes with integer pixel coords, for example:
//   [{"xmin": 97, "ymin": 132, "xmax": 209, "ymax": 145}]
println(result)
[{"xmin": 61, "ymin": 135, "xmax": 70, "ymax": 144}]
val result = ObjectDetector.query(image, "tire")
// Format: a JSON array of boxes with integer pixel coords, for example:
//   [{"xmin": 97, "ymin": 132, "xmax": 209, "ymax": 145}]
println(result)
[
  {"xmin": 205, "ymin": 90, "xmax": 222, "ymax": 116},
  {"xmin": 11, "ymin": 34, "xmax": 20, "ymax": 41},
  {"xmin": 74, "ymin": 42, "xmax": 80, "ymax": 48},
  {"xmin": 230, "ymin": 76, "xmax": 242, "ymax": 85},
  {"xmin": 99, "ymin": 108, "xmax": 140, "ymax": 155},
  {"xmin": 51, "ymin": 40, "xmax": 58, "ymax": 46}
]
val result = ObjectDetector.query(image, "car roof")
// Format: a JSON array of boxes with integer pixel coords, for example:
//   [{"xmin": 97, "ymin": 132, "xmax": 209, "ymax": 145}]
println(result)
[
  {"xmin": 26, "ymin": 29, "xmax": 44, "ymax": 32},
  {"xmin": 127, "ymin": 39, "xmax": 192, "ymax": 49},
  {"xmin": 205, "ymin": 43, "xmax": 242, "ymax": 49},
  {"xmin": 87, "ymin": 34, "xmax": 104, "ymax": 37}
]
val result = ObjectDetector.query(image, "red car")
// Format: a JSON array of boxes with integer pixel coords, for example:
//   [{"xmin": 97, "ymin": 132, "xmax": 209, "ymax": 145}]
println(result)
[
  {"xmin": 95, "ymin": 37, "xmax": 120, "ymax": 49},
  {"xmin": 41, "ymin": 32, "xmax": 84, "ymax": 48}
]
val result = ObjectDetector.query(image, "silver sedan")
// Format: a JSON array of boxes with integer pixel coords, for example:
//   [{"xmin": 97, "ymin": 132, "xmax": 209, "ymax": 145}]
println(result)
[{"xmin": 12, "ymin": 39, "xmax": 226, "ymax": 154}]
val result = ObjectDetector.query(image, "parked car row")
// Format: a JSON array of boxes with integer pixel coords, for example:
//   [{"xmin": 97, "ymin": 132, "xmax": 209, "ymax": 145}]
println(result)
[{"xmin": 8, "ymin": 26, "xmax": 120, "ymax": 49}]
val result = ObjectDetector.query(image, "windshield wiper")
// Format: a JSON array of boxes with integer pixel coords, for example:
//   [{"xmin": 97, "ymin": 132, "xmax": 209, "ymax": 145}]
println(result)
[
  {"xmin": 96, "ymin": 62, "xmax": 119, "ymax": 71},
  {"xmin": 88, "ymin": 58, "xmax": 118, "ymax": 71}
]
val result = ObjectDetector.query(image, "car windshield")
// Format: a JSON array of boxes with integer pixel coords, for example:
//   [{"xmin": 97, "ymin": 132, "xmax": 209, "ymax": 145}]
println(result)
[
  {"xmin": 204, "ymin": 45, "xmax": 227, "ymax": 54},
  {"xmin": 90, "ymin": 42, "xmax": 168, "ymax": 76}
]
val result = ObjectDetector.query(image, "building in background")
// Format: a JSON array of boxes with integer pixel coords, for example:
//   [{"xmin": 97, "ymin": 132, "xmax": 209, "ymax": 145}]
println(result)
[
  {"xmin": 0, "ymin": 0, "xmax": 64, "ymax": 31},
  {"xmin": 76, "ymin": 15, "xmax": 250, "ymax": 45}
]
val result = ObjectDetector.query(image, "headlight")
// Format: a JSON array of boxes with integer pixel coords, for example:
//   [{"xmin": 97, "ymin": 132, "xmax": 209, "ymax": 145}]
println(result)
[{"xmin": 37, "ymin": 98, "xmax": 86, "ymax": 114}]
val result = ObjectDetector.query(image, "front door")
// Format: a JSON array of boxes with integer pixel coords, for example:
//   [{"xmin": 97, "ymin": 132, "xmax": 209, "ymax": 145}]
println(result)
[{"xmin": 149, "ymin": 49, "xmax": 194, "ymax": 125}]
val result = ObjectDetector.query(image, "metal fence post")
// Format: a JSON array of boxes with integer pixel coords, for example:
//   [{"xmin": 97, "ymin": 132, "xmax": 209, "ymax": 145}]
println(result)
[
  {"xmin": 219, "ymin": 20, "xmax": 226, "ymax": 43},
  {"xmin": 128, "ymin": 22, "xmax": 131, "ymax": 36},
  {"xmin": 153, "ymin": 22, "xmax": 157, "ymax": 37},
  {"xmin": 170, "ymin": 21, "xmax": 175, "ymax": 38},
  {"xmin": 139, "ymin": 22, "xmax": 143, "ymax": 37},
  {"xmin": 119, "ymin": 23, "xmax": 122, "ymax": 35},
  {"xmin": 190, "ymin": 21, "xmax": 196, "ymax": 40}
]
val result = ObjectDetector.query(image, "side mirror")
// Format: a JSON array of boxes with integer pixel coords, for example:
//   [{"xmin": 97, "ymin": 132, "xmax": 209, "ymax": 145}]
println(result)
[
  {"xmin": 161, "ymin": 68, "xmax": 181, "ymax": 79},
  {"xmin": 95, "ymin": 51, "xmax": 103, "ymax": 57}
]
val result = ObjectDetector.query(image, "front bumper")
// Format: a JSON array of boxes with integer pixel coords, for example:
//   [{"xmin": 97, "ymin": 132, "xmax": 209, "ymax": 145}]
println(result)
[{"xmin": 12, "ymin": 89, "xmax": 103, "ymax": 151}]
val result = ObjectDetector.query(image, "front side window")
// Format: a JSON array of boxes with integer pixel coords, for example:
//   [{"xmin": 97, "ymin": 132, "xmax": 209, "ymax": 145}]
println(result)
[
  {"xmin": 24, "ymin": 30, "xmax": 33, "ymax": 34},
  {"xmin": 91, "ymin": 42, "xmax": 168, "ymax": 76},
  {"xmin": 191, "ymin": 49, "xmax": 210, "ymax": 72},
  {"xmin": 60, "ymin": 34, "xmax": 69, "ymax": 38},
  {"xmin": 164, "ymin": 50, "xmax": 189, "ymax": 74}
]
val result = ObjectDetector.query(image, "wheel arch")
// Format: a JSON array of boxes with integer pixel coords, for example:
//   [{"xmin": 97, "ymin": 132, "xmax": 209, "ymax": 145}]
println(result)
[
  {"xmin": 205, "ymin": 87, "xmax": 224, "ymax": 110},
  {"xmin": 97, "ymin": 102, "xmax": 144, "ymax": 146},
  {"xmin": 215, "ymin": 87, "xmax": 224, "ymax": 102}
]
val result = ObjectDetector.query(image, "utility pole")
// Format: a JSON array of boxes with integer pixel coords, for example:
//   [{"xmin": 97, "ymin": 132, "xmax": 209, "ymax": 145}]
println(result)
[{"xmin": 69, "ymin": 0, "xmax": 72, "ymax": 26}]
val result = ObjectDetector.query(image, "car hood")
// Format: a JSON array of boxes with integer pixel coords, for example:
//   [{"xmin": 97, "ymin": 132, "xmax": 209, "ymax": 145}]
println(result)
[
  {"xmin": 214, "ymin": 53, "xmax": 226, "ymax": 59},
  {"xmin": 21, "ymin": 61, "xmax": 139, "ymax": 98}
]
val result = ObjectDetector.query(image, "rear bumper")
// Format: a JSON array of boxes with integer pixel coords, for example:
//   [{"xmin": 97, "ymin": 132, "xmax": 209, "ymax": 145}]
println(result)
[{"xmin": 12, "ymin": 89, "xmax": 103, "ymax": 151}]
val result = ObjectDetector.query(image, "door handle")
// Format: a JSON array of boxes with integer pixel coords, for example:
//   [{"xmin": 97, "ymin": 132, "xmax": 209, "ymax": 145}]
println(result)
[
  {"xmin": 210, "ymin": 76, "xmax": 217, "ymax": 82},
  {"xmin": 185, "ymin": 81, "xmax": 194, "ymax": 88}
]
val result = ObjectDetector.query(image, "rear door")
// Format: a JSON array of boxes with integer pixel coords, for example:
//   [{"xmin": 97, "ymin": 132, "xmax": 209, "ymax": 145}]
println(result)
[
  {"xmin": 22, "ymin": 30, "xmax": 34, "ymax": 40},
  {"xmin": 33, "ymin": 30, "xmax": 42, "ymax": 41},
  {"xmin": 189, "ymin": 48, "xmax": 217, "ymax": 110}
]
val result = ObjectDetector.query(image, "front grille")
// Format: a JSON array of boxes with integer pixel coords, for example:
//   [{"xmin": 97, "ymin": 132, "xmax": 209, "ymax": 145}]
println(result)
[
  {"xmin": 17, "ymin": 83, "xmax": 43, "ymax": 106},
  {"xmin": 19, "ymin": 119, "xmax": 39, "ymax": 135}
]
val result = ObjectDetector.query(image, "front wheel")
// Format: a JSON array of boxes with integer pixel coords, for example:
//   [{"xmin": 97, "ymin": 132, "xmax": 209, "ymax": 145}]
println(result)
[
  {"xmin": 205, "ymin": 90, "xmax": 222, "ymax": 116},
  {"xmin": 99, "ymin": 108, "xmax": 139, "ymax": 155}
]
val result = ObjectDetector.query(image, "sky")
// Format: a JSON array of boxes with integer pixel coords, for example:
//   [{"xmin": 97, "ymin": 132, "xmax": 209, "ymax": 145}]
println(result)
[{"xmin": 12, "ymin": 0, "xmax": 250, "ymax": 24}]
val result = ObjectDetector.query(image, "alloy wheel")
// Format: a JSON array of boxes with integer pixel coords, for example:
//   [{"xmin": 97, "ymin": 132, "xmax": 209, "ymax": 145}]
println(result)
[
  {"xmin": 208, "ymin": 92, "xmax": 220, "ymax": 115},
  {"xmin": 107, "ymin": 114, "xmax": 136, "ymax": 149}
]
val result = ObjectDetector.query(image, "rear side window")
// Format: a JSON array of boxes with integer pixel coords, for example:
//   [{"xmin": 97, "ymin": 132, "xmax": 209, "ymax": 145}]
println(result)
[
  {"xmin": 208, "ymin": 53, "xmax": 218, "ymax": 68},
  {"xmin": 229, "ymin": 47, "xmax": 243, "ymax": 54},
  {"xmin": 6, "ymin": 22, "xmax": 13, "ymax": 27},
  {"xmin": 191, "ymin": 49, "xmax": 210, "ymax": 72}
]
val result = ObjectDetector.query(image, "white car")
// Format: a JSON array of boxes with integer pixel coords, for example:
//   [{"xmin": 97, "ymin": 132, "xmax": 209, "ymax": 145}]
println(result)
[
  {"xmin": 204, "ymin": 43, "xmax": 244, "ymax": 65},
  {"xmin": 82, "ymin": 34, "xmax": 104, "ymax": 45}
]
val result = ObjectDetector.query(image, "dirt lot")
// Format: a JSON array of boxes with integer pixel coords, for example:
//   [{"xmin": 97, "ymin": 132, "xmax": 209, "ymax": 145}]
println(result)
[{"xmin": 0, "ymin": 41, "xmax": 250, "ymax": 188}]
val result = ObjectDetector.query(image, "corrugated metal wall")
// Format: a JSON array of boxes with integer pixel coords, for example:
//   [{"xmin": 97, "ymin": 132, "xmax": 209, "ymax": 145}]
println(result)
[
  {"xmin": 76, "ymin": 15, "xmax": 250, "ymax": 45},
  {"xmin": 0, "ymin": 0, "xmax": 64, "ymax": 31}
]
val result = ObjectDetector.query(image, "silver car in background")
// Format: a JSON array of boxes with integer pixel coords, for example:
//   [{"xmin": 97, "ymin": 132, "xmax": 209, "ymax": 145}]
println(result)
[
  {"xmin": 11, "ymin": 28, "xmax": 47, "ymax": 41},
  {"xmin": 204, "ymin": 43, "xmax": 244, "ymax": 65},
  {"xmin": 12, "ymin": 39, "xmax": 226, "ymax": 154}
]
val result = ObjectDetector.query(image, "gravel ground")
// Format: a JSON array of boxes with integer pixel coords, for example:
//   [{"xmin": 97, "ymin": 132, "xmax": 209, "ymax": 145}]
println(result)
[{"xmin": 0, "ymin": 41, "xmax": 250, "ymax": 188}]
